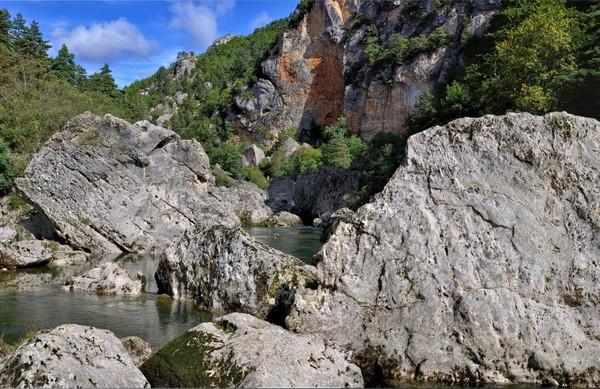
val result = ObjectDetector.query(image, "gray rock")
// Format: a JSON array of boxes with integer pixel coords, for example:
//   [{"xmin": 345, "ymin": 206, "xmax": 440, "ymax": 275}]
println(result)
[
  {"xmin": 273, "ymin": 211, "xmax": 303, "ymax": 227},
  {"xmin": 293, "ymin": 166, "xmax": 361, "ymax": 224},
  {"xmin": 15, "ymin": 113, "xmax": 239, "ymax": 254},
  {"xmin": 0, "ymin": 227, "xmax": 16, "ymax": 245},
  {"xmin": 266, "ymin": 176, "xmax": 296, "ymax": 213},
  {"xmin": 0, "ymin": 324, "xmax": 150, "ymax": 388},
  {"xmin": 288, "ymin": 113, "xmax": 600, "ymax": 386},
  {"xmin": 210, "ymin": 180, "xmax": 272, "ymax": 225},
  {"xmin": 64, "ymin": 261, "xmax": 146, "ymax": 295},
  {"xmin": 241, "ymin": 144, "xmax": 265, "ymax": 167},
  {"xmin": 210, "ymin": 33, "xmax": 241, "ymax": 48},
  {"xmin": 121, "ymin": 336, "xmax": 153, "ymax": 367},
  {"xmin": 141, "ymin": 313, "xmax": 363, "ymax": 388},
  {"xmin": 155, "ymin": 225, "xmax": 316, "ymax": 320},
  {"xmin": 0, "ymin": 240, "xmax": 53, "ymax": 269}
]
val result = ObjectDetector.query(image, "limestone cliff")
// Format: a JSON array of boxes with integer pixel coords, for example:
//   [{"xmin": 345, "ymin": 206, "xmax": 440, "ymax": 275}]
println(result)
[
  {"xmin": 287, "ymin": 112, "xmax": 600, "ymax": 386},
  {"xmin": 234, "ymin": 0, "xmax": 501, "ymax": 140}
]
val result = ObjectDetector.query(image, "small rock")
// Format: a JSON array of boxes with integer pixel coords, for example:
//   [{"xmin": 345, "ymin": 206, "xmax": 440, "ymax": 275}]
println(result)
[
  {"xmin": 64, "ymin": 261, "xmax": 146, "ymax": 295},
  {"xmin": 273, "ymin": 211, "xmax": 303, "ymax": 227}
]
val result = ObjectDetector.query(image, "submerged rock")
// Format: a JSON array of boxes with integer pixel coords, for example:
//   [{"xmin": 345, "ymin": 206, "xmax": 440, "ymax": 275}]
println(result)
[
  {"xmin": 15, "ymin": 112, "xmax": 239, "ymax": 254},
  {"xmin": 64, "ymin": 261, "xmax": 146, "ymax": 295},
  {"xmin": 141, "ymin": 312, "xmax": 363, "ymax": 388},
  {"xmin": 155, "ymin": 225, "xmax": 315, "ymax": 321},
  {"xmin": 288, "ymin": 113, "xmax": 600, "ymax": 386},
  {"xmin": 0, "ymin": 324, "xmax": 149, "ymax": 388}
]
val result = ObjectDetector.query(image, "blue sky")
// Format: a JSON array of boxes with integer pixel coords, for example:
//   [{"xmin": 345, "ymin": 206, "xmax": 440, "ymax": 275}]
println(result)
[{"xmin": 3, "ymin": 1, "xmax": 299, "ymax": 87}]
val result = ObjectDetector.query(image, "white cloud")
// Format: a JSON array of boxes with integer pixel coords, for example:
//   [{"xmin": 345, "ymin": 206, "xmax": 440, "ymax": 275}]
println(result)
[
  {"xmin": 250, "ymin": 11, "xmax": 273, "ymax": 31},
  {"xmin": 170, "ymin": 0, "xmax": 235, "ymax": 50},
  {"xmin": 52, "ymin": 18, "xmax": 159, "ymax": 62}
]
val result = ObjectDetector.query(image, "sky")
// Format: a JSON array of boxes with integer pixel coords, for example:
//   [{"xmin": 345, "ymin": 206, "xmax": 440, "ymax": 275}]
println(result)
[{"xmin": 2, "ymin": 0, "xmax": 299, "ymax": 87}]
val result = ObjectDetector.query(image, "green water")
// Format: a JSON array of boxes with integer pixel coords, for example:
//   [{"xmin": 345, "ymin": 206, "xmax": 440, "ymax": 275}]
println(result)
[
  {"xmin": 246, "ymin": 226, "xmax": 324, "ymax": 265},
  {"xmin": 0, "ymin": 254, "xmax": 213, "ymax": 348},
  {"xmin": 0, "ymin": 228, "xmax": 323, "ymax": 348}
]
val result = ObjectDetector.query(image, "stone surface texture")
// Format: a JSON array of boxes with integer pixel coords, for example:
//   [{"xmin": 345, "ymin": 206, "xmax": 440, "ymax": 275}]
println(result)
[
  {"xmin": 0, "ymin": 324, "xmax": 150, "ymax": 388},
  {"xmin": 156, "ymin": 225, "xmax": 316, "ymax": 320},
  {"xmin": 15, "ymin": 112, "xmax": 239, "ymax": 253},
  {"xmin": 121, "ymin": 336, "xmax": 153, "ymax": 367},
  {"xmin": 210, "ymin": 180, "xmax": 272, "ymax": 225},
  {"xmin": 141, "ymin": 313, "xmax": 363, "ymax": 388},
  {"xmin": 64, "ymin": 261, "xmax": 146, "ymax": 295},
  {"xmin": 288, "ymin": 113, "xmax": 600, "ymax": 387}
]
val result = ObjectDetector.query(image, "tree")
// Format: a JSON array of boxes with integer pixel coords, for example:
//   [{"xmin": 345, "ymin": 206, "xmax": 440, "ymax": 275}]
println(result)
[
  {"xmin": 84, "ymin": 63, "xmax": 118, "ymax": 97},
  {"xmin": 0, "ymin": 9, "xmax": 12, "ymax": 55},
  {"xmin": 22, "ymin": 21, "xmax": 50, "ymax": 59},
  {"xmin": 51, "ymin": 44, "xmax": 86, "ymax": 86},
  {"xmin": 470, "ymin": 0, "xmax": 580, "ymax": 113}
]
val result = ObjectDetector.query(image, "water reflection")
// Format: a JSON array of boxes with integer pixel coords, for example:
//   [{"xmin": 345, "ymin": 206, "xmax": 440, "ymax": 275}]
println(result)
[{"xmin": 0, "ymin": 254, "xmax": 212, "ymax": 347}]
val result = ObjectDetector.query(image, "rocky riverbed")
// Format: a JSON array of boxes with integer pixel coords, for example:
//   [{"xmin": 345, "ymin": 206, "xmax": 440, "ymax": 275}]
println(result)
[{"xmin": 2, "ymin": 112, "xmax": 600, "ymax": 388}]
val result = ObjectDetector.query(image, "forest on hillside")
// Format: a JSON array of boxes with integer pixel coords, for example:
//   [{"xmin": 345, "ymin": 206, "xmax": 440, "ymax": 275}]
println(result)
[{"xmin": 0, "ymin": 0, "xmax": 599, "ymax": 207}]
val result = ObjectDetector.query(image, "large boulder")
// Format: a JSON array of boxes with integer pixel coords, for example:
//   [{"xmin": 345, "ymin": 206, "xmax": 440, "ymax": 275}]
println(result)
[
  {"xmin": 141, "ymin": 313, "xmax": 363, "ymax": 388},
  {"xmin": 64, "ymin": 261, "xmax": 146, "ymax": 295},
  {"xmin": 121, "ymin": 336, "xmax": 153, "ymax": 368},
  {"xmin": 0, "ymin": 324, "xmax": 149, "ymax": 388},
  {"xmin": 155, "ymin": 225, "xmax": 316, "ymax": 322},
  {"xmin": 210, "ymin": 180, "xmax": 272, "ymax": 225},
  {"xmin": 15, "ymin": 113, "xmax": 239, "ymax": 253},
  {"xmin": 292, "ymin": 166, "xmax": 361, "ymax": 224},
  {"xmin": 266, "ymin": 176, "xmax": 296, "ymax": 213},
  {"xmin": 288, "ymin": 113, "xmax": 600, "ymax": 386}
]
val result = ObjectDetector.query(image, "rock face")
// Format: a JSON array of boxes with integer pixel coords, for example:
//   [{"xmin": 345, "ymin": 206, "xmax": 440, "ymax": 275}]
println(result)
[
  {"xmin": 293, "ymin": 166, "xmax": 360, "ymax": 224},
  {"xmin": 288, "ymin": 113, "xmax": 600, "ymax": 386},
  {"xmin": 236, "ymin": 0, "xmax": 501, "ymax": 139},
  {"xmin": 155, "ymin": 225, "xmax": 315, "ymax": 321},
  {"xmin": 210, "ymin": 180, "xmax": 272, "ymax": 225},
  {"xmin": 64, "ymin": 261, "xmax": 146, "ymax": 295},
  {"xmin": 266, "ymin": 167, "xmax": 360, "ymax": 225},
  {"xmin": 15, "ymin": 113, "xmax": 239, "ymax": 253},
  {"xmin": 240, "ymin": 144, "xmax": 266, "ymax": 167},
  {"xmin": 0, "ymin": 324, "xmax": 150, "ymax": 388},
  {"xmin": 121, "ymin": 336, "xmax": 153, "ymax": 367},
  {"xmin": 141, "ymin": 313, "xmax": 363, "ymax": 388}
]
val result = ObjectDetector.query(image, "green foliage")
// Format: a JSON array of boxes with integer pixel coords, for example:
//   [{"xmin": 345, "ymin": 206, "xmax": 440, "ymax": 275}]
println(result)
[
  {"xmin": 321, "ymin": 136, "xmax": 351, "ymax": 169},
  {"xmin": 296, "ymin": 147, "xmax": 322, "ymax": 173},
  {"xmin": 0, "ymin": 139, "xmax": 14, "ymax": 195},
  {"xmin": 318, "ymin": 117, "xmax": 364, "ymax": 170},
  {"xmin": 408, "ymin": 0, "xmax": 592, "ymax": 133},
  {"xmin": 212, "ymin": 168, "xmax": 234, "ymax": 188},
  {"xmin": 8, "ymin": 194, "xmax": 25, "ymax": 210}
]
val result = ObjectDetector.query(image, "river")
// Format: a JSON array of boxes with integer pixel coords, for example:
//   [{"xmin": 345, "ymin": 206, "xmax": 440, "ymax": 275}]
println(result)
[{"xmin": 0, "ymin": 227, "xmax": 324, "ymax": 348}]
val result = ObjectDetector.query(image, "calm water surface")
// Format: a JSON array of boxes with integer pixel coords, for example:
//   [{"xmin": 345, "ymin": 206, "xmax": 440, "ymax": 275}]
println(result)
[
  {"xmin": 246, "ymin": 226, "xmax": 324, "ymax": 264},
  {"xmin": 0, "ymin": 227, "xmax": 323, "ymax": 348},
  {"xmin": 0, "ymin": 254, "xmax": 213, "ymax": 348}
]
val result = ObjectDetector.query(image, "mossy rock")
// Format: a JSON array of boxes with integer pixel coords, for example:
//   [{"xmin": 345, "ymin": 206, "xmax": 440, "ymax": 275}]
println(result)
[{"xmin": 140, "ymin": 329, "xmax": 245, "ymax": 388}]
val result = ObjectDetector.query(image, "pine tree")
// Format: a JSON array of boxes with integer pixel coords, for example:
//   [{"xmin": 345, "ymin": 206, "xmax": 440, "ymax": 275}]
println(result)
[
  {"xmin": 0, "ymin": 9, "xmax": 12, "ymax": 54},
  {"xmin": 23, "ymin": 21, "xmax": 50, "ymax": 59},
  {"xmin": 51, "ymin": 44, "xmax": 86, "ymax": 86},
  {"xmin": 84, "ymin": 63, "xmax": 118, "ymax": 96}
]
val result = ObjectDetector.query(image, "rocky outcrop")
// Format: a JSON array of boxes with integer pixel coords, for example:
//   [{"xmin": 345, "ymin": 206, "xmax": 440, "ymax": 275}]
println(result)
[
  {"xmin": 287, "ymin": 113, "xmax": 600, "ymax": 386},
  {"xmin": 121, "ymin": 336, "xmax": 153, "ymax": 367},
  {"xmin": 210, "ymin": 180, "xmax": 272, "ymax": 225},
  {"xmin": 15, "ymin": 113, "xmax": 239, "ymax": 254},
  {"xmin": 235, "ymin": 0, "xmax": 501, "ymax": 140},
  {"xmin": 155, "ymin": 225, "xmax": 316, "ymax": 321},
  {"xmin": 266, "ymin": 167, "xmax": 360, "ymax": 224},
  {"xmin": 210, "ymin": 33, "xmax": 241, "ymax": 48},
  {"xmin": 64, "ymin": 261, "xmax": 146, "ymax": 295},
  {"xmin": 141, "ymin": 313, "xmax": 363, "ymax": 388},
  {"xmin": 0, "ymin": 324, "xmax": 149, "ymax": 388},
  {"xmin": 293, "ymin": 166, "xmax": 360, "ymax": 224},
  {"xmin": 266, "ymin": 176, "xmax": 296, "ymax": 213}
]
